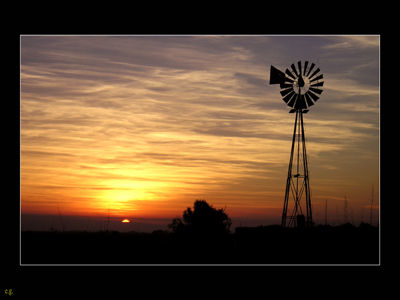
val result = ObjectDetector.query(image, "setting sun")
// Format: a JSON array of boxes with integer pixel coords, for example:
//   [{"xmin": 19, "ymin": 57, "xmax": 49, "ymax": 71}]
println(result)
[{"xmin": 121, "ymin": 219, "xmax": 131, "ymax": 223}]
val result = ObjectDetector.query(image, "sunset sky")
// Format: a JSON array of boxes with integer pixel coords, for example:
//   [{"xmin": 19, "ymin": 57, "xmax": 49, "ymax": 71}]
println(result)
[{"xmin": 20, "ymin": 35, "xmax": 379, "ymax": 230}]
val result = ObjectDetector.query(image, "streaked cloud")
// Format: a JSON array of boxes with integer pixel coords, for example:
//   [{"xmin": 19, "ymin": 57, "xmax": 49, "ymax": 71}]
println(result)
[{"xmin": 21, "ymin": 35, "xmax": 379, "ymax": 227}]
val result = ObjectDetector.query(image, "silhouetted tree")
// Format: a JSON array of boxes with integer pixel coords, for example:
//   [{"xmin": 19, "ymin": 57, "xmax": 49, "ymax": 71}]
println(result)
[
  {"xmin": 169, "ymin": 200, "xmax": 231, "ymax": 236},
  {"xmin": 169, "ymin": 217, "xmax": 185, "ymax": 234}
]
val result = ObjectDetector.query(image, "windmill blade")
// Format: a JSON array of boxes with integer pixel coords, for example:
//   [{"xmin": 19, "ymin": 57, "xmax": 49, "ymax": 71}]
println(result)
[
  {"xmin": 307, "ymin": 90, "xmax": 320, "ymax": 102},
  {"xmin": 309, "ymin": 87, "xmax": 323, "ymax": 95},
  {"xmin": 280, "ymin": 87, "xmax": 294, "ymax": 97},
  {"xmin": 306, "ymin": 63, "xmax": 315, "ymax": 76},
  {"xmin": 295, "ymin": 94, "xmax": 307, "ymax": 109},
  {"xmin": 310, "ymin": 81, "xmax": 324, "ymax": 87},
  {"xmin": 309, "ymin": 68, "xmax": 320, "ymax": 80},
  {"xmin": 291, "ymin": 64, "xmax": 299, "ymax": 77},
  {"xmin": 285, "ymin": 68, "xmax": 296, "ymax": 80},
  {"xmin": 284, "ymin": 77, "xmax": 294, "ymax": 83},
  {"xmin": 310, "ymin": 74, "xmax": 323, "ymax": 83},
  {"xmin": 283, "ymin": 91, "xmax": 295, "ymax": 103},
  {"xmin": 280, "ymin": 83, "xmax": 293, "ymax": 89},
  {"xmin": 287, "ymin": 93, "xmax": 297, "ymax": 107},
  {"xmin": 303, "ymin": 61, "xmax": 309, "ymax": 75},
  {"xmin": 304, "ymin": 93, "xmax": 314, "ymax": 107},
  {"xmin": 297, "ymin": 61, "xmax": 302, "ymax": 77},
  {"xmin": 300, "ymin": 95, "xmax": 308, "ymax": 109}
]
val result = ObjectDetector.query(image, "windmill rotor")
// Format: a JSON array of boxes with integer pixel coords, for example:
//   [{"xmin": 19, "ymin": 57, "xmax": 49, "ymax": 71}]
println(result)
[{"xmin": 269, "ymin": 61, "xmax": 324, "ymax": 110}]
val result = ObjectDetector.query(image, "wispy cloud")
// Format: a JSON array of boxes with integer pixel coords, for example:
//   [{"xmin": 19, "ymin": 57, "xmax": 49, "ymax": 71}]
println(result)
[
  {"xmin": 322, "ymin": 35, "xmax": 379, "ymax": 49},
  {"xmin": 21, "ymin": 35, "xmax": 379, "ymax": 225}
]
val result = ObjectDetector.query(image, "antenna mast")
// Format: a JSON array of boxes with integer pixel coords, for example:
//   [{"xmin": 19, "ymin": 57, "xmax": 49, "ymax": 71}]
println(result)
[
  {"xmin": 57, "ymin": 204, "xmax": 65, "ymax": 232},
  {"xmin": 370, "ymin": 185, "xmax": 374, "ymax": 225},
  {"xmin": 344, "ymin": 194, "xmax": 349, "ymax": 224},
  {"xmin": 325, "ymin": 199, "xmax": 328, "ymax": 226}
]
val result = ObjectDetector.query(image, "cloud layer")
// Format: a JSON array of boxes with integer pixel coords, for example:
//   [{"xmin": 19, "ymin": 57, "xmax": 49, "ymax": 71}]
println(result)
[{"xmin": 21, "ymin": 35, "xmax": 379, "ymax": 226}]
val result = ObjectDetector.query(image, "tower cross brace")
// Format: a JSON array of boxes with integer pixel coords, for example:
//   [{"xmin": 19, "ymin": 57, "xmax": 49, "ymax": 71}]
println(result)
[{"xmin": 282, "ymin": 108, "xmax": 312, "ymax": 227}]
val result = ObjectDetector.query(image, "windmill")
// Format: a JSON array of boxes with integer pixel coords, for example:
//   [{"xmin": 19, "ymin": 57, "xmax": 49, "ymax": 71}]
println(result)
[{"xmin": 269, "ymin": 61, "xmax": 324, "ymax": 227}]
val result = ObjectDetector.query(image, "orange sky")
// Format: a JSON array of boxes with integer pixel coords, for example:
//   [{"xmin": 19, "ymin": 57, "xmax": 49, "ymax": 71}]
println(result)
[{"xmin": 20, "ymin": 35, "xmax": 380, "ymax": 227}]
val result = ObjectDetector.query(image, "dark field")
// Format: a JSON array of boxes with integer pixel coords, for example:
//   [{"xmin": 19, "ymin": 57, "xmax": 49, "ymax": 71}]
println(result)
[{"xmin": 21, "ymin": 223, "xmax": 379, "ymax": 265}]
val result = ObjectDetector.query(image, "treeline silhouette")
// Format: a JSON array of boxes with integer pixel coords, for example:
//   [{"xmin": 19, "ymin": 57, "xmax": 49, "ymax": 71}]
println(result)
[{"xmin": 21, "ymin": 200, "xmax": 379, "ymax": 264}]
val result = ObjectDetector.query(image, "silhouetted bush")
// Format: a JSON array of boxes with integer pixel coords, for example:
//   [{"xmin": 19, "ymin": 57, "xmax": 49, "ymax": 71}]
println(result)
[{"xmin": 169, "ymin": 200, "xmax": 231, "ymax": 237}]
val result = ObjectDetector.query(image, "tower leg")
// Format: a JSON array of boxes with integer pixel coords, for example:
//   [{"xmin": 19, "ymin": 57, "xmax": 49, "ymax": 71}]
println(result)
[
  {"xmin": 300, "ymin": 111, "xmax": 312, "ymax": 227},
  {"xmin": 282, "ymin": 109, "xmax": 312, "ymax": 228},
  {"xmin": 282, "ymin": 110, "xmax": 298, "ymax": 227}
]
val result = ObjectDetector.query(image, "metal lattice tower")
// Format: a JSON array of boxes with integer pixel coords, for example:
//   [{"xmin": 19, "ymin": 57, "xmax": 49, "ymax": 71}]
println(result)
[{"xmin": 269, "ymin": 61, "xmax": 324, "ymax": 228}]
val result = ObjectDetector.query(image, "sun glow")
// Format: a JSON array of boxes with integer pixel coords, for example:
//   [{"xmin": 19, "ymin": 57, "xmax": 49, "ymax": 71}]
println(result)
[
  {"xmin": 93, "ymin": 181, "xmax": 157, "ymax": 211},
  {"xmin": 121, "ymin": 219, "xmax": 131, "ymax": 223}
]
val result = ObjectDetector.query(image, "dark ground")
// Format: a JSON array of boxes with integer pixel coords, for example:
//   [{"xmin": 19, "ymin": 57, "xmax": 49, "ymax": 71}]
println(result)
[{"xmin": 21, "ymin": 223, "xmax": 379, "ymax": 265}]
